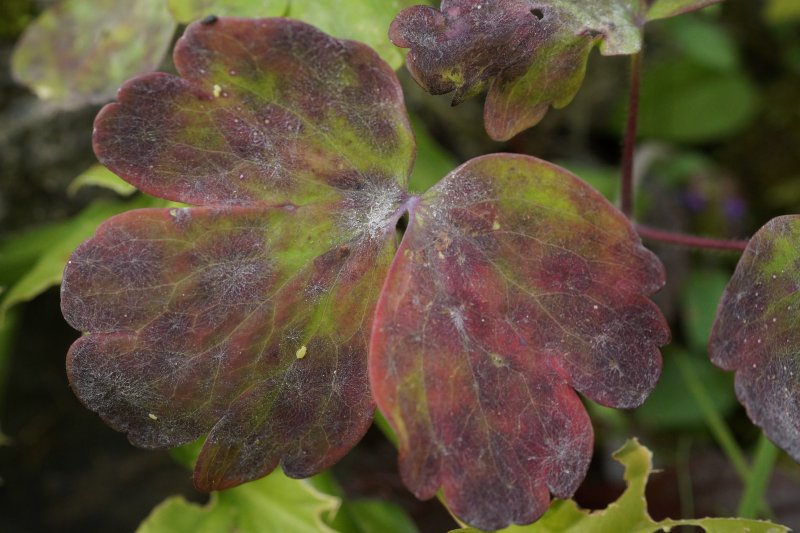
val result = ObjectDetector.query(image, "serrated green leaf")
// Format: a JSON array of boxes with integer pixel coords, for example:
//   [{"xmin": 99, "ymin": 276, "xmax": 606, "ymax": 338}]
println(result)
[
  {"xmin": 137, "ymin": 468, "xmax": 340, "ymax": 533},
  {"xmin": 11, "ymin": 0, "xmax": 175, "ymax": 109},
  {"xmin": 454, "ymin": 439, "xmax": 788, "ymax": 533},
  {"xmin": 68, "ymin": 164, "xmax": 138, "ymax": 197}
]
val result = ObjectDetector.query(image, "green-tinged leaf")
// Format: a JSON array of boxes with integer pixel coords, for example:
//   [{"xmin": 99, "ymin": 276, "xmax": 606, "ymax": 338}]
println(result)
[
  {"xmin": 635, "ymin": 60, "xmax": 760, "ymax": 143},
  {"xmin": 64, "ymin": 18, "xmax": 414, "ymax": 492},
  {"xmin": 682, "ymin": 269, "xmax": 731, "ymax": 352},
  {"xmin": 167, "ymin": 0, "xmax": 289, "ymax": 22},
  {"xmin": 371, "ymin": 155, "xmax": 669, "ymax": 530},
  {"xmin": 167, "ymin": 0, "xmax": 426, "ymax": 70},
  {"xmin": 408, "ymin": 115, "xmax": 457, "ymax": 193},
  {"xmin": 137, "ymin": 469, "xmax": 339, "ymax": 533},
  {"xmin": 710, "ymin": 216, "xmax": 800, "ymax": 464},
  {"xmin": 636, "ymin": 347, "xmax": 736, "ymax": 429},
  {"xmin": 390, "ymin": 0, "xmax": 723, "ymax": 140},
  {"xmin": 68, "ymin": 164, "xmax": 139, "ymax": 197},
  {"xmin": 11, "ymin": 0, "xmax": 176, "ymax": 109},
  {"xmin": 0, "ymin": 197, "xmax": 156, "ymax": 319},
  {"xmin": 454, "ymin": 439, "xmax": 788, "ymax": 533}
]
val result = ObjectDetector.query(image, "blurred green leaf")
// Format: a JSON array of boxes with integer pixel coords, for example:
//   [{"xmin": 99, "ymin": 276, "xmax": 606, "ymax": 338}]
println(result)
[
  {"xmin": 11, "ymin": 0, "xmax": 176, "ymax": 109},
  {"xmin": 68, "ymin": 165, "xmax": 138, "ymax": 197},
  {"xmin": 337, "ymin": 500, "xmax": 419, "ymax": 533},
  {"xmin": 137, "ymin": 469, "xmax": 340, "ymax": 533},
  {"xmin": 167, "ymin": 0, "xmax": 288, "ymax": 22},
  {"xmin": 0, "ymin": 196, "xmax": 157, "ymax": 321},
  {"xmin": 636, "ymin": 347, "xmax": 736, "ymax": 429},
  {"xmin": 681, "ymin": 269, "xmax": 730, "ymax": 352},
  {"xmin": 455, "ymin": 439, "xmax": 787, "ymax": 532},
  {"xmin": 630, "ymin": 60, "xmax": 760, "ymax": 143},
  {"xmin": 166, "ymin": 0, "xmax": 427, "ymax": 70},
  {"xmin": 765, "ymin": 0, "xmax": 800, "ymax": 23},
  {"xmin": 661, "ymin": 16, "xmax": 739, "ymax": 73},
  {"xmin": 408, "ymin": 115, "xmax": 457, "ymax": 193}
]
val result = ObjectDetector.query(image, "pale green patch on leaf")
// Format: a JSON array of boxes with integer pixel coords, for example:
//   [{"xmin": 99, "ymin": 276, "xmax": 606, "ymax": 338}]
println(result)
[
  {"xmin": 11, "ymin": 0, "xmax": 175, "ymax": 109},
  {"xmin": 455, "ymin": 439, "xmax": 788, "ymax": 533},
  {"xmin": 765, "ymin": 0, "xmax": 800, "ymax": 23},
  {"xmin": 137, "ymin": 468, "xmax": 340, "ymax": 533},
  {"xmin": 68, "ymin": 164, "xmax": 138, "ymax": 197}
]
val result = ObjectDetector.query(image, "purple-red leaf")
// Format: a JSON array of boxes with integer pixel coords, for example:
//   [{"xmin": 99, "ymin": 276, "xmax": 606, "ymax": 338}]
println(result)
[
  {"xmin": 63, "ymin": 17, "xmax": 672, "ymax": 528},
  {"xmin": 370, "ymin": 155, "xmax": 669, "ymax": 530},
  {"xmin": 62, "ymin": 18, "xmax": 414, "ymax": 491},
  {"xmin": 390, "ymin": 0, "xmax": 724, "ymax": 141},
  {"xmin": 710, "ymin": 216, "xmax": 800, "ymax": 461}
]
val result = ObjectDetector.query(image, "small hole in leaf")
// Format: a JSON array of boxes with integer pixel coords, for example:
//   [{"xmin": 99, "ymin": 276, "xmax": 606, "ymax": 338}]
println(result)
[
  {"xmin": 396, "ymin": 212, "xmax": 409, "ymax": 233},
  {"xmin": 530, "ymin": 8, "xmax": 544, "ymax": 20}
]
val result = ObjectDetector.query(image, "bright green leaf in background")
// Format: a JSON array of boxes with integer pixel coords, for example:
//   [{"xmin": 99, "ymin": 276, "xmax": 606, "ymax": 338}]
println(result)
[
  {"xmin": 11, "ymin": 0, "xmax": 176, "ymax": 109},
  {"xmin": 163, "ymin": 439, "xmax": 419, "ymax": 533},
  {"xmin": 67, "ymin": 164, "xmax": 138, "ymax": 197},
  {"xmin": 167, "ymin": 0, "xmax": 289, "ymax": 21},
  {"xmin": 455, "ymin": 439, "xmax": 788, "ymax": 533},
  {"xmin": 166, "ymin": 0, "xmax": 428, "ymax": 70},
  {"xmin": 0, "ymin": 196, "xmax": 159, "ymax": 323}
]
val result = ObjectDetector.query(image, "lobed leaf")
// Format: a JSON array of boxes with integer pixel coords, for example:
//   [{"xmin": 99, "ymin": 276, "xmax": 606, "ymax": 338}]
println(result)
[
  {"xmin": 710, "ymin": 216, "xmax": 800, "ymax": 463},
  {"xmin": 64, "ymin": 17, "xmax": 676, "ymax": 529},
  {"xmin": 370, "ymin": 155, "xmax": 669, "ymax": 530},
  {"xmin": 455, "ymin": 439, "xmax": 789, "ymax": 533},
  {"xmin": 390, "ymin": 0, "xmax": 724, "ymax": 141},
  {"xmin": 63, "ymin": 18, "xmax": 414, "ymax": 491},
  {"xmin": 11, "ymin": 0, "xmax": 176, "ymax": 109}
]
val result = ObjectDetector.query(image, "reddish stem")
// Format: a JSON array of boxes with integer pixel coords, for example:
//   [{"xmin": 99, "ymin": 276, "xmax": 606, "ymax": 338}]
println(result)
[
  {"xmin": 636, "ymin": 225, "xmax": 749, "ymax": 252},
  {"xmin": 620, "ymin": 52, "xmax": 642, "ymax": 218}
]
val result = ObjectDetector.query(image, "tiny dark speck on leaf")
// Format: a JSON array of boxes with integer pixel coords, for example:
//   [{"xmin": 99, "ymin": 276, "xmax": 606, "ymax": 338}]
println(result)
[{"xmin": 201, "ymin": 15, "xmax": 219, "ymax": 25}]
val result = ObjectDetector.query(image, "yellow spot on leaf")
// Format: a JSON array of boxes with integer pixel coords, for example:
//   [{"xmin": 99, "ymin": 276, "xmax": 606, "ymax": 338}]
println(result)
[
  {"xmin": 213, "ymin": 84, "xmax": 222, "ymax": 98},
  {"xmin": 296, "ymin": 345, "xmax": 307, "ymax": 359},
  {"xmin": 492, "ymin": 220, "xmax": 501, "ymax": 230},
  {"xmin": 148, "ymin": 413, "xmax": 158, "ymax": 420}
]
